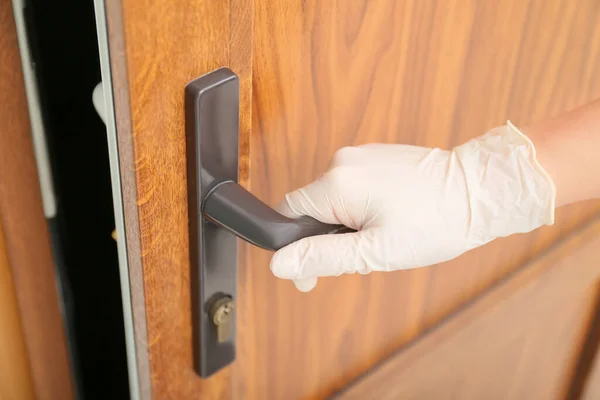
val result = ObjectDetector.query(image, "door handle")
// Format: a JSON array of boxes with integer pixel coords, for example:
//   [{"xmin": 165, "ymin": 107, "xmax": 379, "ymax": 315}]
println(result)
[
  {"xmin": 186, "ymin": 68, "xmax": 351, "ymax": 378},
  {"xmin": 203, "ymin": 180, "xmax": 351, "ymax": 251}
]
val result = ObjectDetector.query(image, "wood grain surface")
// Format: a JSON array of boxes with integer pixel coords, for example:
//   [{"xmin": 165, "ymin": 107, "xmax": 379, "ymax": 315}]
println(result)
[
  {"xmin": 336, "ymin": 217, "xmax": 600, "ymax": 399},
  {"xmin": 106, "ymin": 0, "xmax": 253, "ymax": 398},
  {"xmin": 245, "ymin": 0, "xmax": 600, "ymax": 398},
  {"xmin": 0, "ymin": 223, "xmax": 35, "ymax": 400},
  {"xmin": 109, "ymin": 0, "xmax": 600, "ymax": 398},
  {"xmin": 0, "ymin": 1, "xmax": 74, "ymax": 398}
]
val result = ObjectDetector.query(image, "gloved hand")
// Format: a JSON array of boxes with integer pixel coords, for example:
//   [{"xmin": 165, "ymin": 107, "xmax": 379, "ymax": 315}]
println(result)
[{"xmin": 270, "ymin": 122, "xmax": 556, "ymax": 292}]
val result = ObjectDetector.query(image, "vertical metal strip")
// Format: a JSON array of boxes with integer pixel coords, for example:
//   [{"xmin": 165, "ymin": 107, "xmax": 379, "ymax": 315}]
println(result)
[{"xmin": 92, "ymin": 1, "xmax": 140, "ymax": 399}]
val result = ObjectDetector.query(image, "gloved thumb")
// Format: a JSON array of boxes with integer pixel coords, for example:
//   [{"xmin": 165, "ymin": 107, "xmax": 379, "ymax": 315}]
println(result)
[{"xmin": 270, "ymin": 231, "xmax": 364, "ymax": 291}]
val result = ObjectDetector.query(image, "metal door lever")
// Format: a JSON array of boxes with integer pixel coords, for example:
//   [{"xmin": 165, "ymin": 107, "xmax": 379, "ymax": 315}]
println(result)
[{"xmin": 203, "ymin": 181, "xmax": 351, "ymax": 251}]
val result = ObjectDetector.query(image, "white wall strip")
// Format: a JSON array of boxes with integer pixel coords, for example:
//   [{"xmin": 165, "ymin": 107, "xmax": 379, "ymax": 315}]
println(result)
[{"xmin": 11, "ymin": 0, "xmax": 57, "ymax": 218}]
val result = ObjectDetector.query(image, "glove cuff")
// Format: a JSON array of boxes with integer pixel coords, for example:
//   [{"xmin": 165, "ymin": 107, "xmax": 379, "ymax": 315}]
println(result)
[
  {"xmin": 506, "ymin": 120, "xmax": 557, "ymax": 218},
  {"xmin": 453, "ymin": 122, "xmax": 557, "ymax": 249}
]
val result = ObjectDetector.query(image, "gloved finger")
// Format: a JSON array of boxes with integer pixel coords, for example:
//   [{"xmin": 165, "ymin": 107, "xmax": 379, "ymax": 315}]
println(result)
[
  {"xmin": 270, "ymin": 231, "xmax": 365, "ymax": 281},
  {"xmin": 277, "ymin": 202, "xmax": 321, "ymax": 292},
  {"xmin": 274, "ymin": 196, "xmax": 302, "ymax": 218},
  {"xmin": 274, "ymin": 176, "xmax": 342, "ymax": 224},
  {"xmin": 274, "ymin": 178, "xmax": 353, "ymax": 293},
  {"xmin": 293, "ymin": 277, "xmax": 318, "ymax": 292}
]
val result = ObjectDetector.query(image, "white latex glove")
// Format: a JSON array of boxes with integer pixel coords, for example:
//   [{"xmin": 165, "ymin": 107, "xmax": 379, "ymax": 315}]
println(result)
[{"xmin": 270, "ymin": 122, "xmax": 556, "ymax": 292}]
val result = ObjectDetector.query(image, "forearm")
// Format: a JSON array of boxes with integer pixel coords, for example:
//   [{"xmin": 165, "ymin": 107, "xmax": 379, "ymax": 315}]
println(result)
[{"xmin": 521, "ymin": 99, "xmax": 600, "ymax": 208}]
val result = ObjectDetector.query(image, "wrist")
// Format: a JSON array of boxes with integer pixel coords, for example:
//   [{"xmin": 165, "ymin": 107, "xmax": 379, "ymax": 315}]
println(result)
[
  {"xmin": 453, "ymin": 124, "xmax": 556, "ymax": 248},
  {"xmin": 520, "ymin": 100, "xmax": 600, "ymax": 207}
]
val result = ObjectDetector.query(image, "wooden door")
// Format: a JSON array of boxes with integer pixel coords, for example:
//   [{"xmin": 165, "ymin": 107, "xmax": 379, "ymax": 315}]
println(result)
[
  {"xmin": 338, "ymin": 218, "xmax": 600, "ymax": 399},
  {"xmin": 100, "ymin": 0, "xmax": 600, "ymax": 398}
]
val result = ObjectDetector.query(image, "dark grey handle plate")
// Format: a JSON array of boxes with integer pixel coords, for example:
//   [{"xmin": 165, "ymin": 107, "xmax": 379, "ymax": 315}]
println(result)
[
  {"xmin": 186, "ymin": 68, "xmax": 239, "ymax": 378},
  {"xmin": 186, "ymin": 68, "xmax": 351, "ymax": 378}
]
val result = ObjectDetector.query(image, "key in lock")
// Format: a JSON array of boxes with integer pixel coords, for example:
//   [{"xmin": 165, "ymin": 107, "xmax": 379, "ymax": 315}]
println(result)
[{"xmin": 209, "ymin": 295, "xmax": 235, "ymax": 343}]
